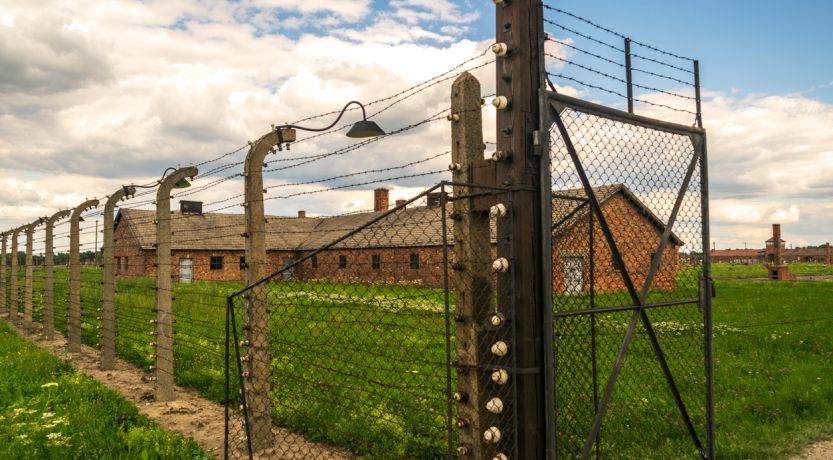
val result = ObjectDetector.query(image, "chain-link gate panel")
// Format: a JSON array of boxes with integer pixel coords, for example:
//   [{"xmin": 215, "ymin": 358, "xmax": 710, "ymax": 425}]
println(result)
[
  {"xmin": 226, "ymin": 183, "xmax": 518, "ymax": 459},
  {"xmin": 546, "ymin": 93, "xmax": 711, "ymax": 459}
]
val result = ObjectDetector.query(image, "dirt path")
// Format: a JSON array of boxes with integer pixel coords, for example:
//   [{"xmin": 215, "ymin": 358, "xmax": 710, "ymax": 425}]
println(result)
[
  {"xmin": 794, "ymin": 439, "xmax": 833, "ymax": 459},
  {"xmin": 0, "ymin": 314, "xmax": 350, "ymax": 460}
]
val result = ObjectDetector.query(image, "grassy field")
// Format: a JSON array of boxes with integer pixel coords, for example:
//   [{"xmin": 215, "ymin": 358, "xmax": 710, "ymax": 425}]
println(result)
[
  {"xmin": 713, "ymin": 262, "xmax": 833, "ymax": 278},
  {"xmin": 0, "ymin": 320, "xmax": 210, "ymax": 459},
  {"xmin": 5, "ymin": 266, "xmax": 833, "ymax": 458}
]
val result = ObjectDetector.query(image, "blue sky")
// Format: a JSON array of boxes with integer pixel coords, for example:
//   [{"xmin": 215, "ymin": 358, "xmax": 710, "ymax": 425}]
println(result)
[{"xmin": 0, "ymin": 0, "xmax": 832, "ymax": 251}]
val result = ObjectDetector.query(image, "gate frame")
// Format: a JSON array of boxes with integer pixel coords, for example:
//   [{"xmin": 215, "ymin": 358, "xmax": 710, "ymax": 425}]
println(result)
[{"xmin": 541, "ymin": 89, "xmax": 714, "ymax": 459}]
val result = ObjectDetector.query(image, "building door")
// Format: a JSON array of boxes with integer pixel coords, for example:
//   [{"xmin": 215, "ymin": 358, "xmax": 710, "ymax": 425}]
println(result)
[
  {"xmin": 179, "ymin": 258, "xmax": 194, "ymax": 283},
  {"xmin": 563, "ymin": 256, "xmax": 584, "ymax": 294},
  {"xmin": 282, "ymin": 257, "xmax": 295, "ymax": 281}
]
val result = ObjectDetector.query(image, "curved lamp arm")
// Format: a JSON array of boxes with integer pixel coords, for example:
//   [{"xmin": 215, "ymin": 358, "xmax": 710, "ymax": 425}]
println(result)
[{"xmin": 276, "ymin": 101, "xmax": 368, "ymax": 133}]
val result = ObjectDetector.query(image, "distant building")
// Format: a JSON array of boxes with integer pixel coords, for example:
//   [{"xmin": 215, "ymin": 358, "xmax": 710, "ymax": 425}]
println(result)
[{"xmin": 114, "ymin": 185, "xmax": 683, "ymax": 292}]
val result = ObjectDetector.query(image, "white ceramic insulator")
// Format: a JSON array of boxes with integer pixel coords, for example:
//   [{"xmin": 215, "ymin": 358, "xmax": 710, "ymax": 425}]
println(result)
[
  {"xmin": 492, "ymin": 368, "xmax": 509, "ymax": 384},
  {"xmin": 493, "ymin": 0, "xmax": 507, "ymax": 5},
  {"xmin": 483, "ymin": 426, "xmax": 502, "ymax": 444},
  {"xmin": 490, "ymin": 203, "xmax": 508, "ymax": 218},
  {"xmin": 457, "ymin": 446, "xmax": 470, "ymax": 455},
  {"xmin": 490, "ymin": 313, "xmax": 505, "ymax": 327},
  {"xmin": 492, "ymin": 96, "xmax": 509, "ymax": 110},
  {"xmin": 491, "ymin": 42, "xmax": 509, "ymax": 57},
  {"xmin": 491, "ymin": 341, "xmax": 509, "ymax": 357},
  {"xmin": 447, "ymin": 113, "xmax": 460, "ymax": 122},
  {"xmin": 493, "ymin": 454, "xmax": 509, "ymax": 460},
  {"xmin": 492, "ymin": 257, "xmax": 510, "ymax": 272},
  {"xmin": 449, "ymin": 163, "xmax": 462, "ymax": 172},
  {"xmin": 491, "ymin": 150, "xmax": 504, "ymax": 162},
  {"xmin": 486, "ymin": 397, "xmax": 504, "ymax": 414}
]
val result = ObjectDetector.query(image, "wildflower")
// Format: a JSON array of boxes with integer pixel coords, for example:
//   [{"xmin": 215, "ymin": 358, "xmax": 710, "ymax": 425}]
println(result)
[
  {"xmin": 41, "ymin": 382, "xmax": 59, "ymax": 388},
  {"xmin": 42, "ymin": 412, "xmax": 55, "ymax": 418},
  {"xmin": 46, "ymin": 433, "xmax": 63, "ymax": 440}
]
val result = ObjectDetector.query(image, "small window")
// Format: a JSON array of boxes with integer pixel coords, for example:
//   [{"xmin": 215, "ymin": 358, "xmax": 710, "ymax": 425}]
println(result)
[
  {"xmin": 338, "ymin": 255, "xmax": 347, "ymax": 269},
  {"xmin": 409, "ymin": 253, "xmax": 420, "ymax": 270},
  {"xmin": 115, "ymin": 257, "xmax": 121, "ymax": 272},
  {"xmin": 124, "ymin": 256, "xmax": 129, "ymax": 271},
  {"xmin": 371, "ymin": 254, "xmax": 380, "ymax": 270},
  {"xmin": 239, "ymin": 256, "xmax": 246, "ymax": 269},
  {"xmin": 210, "ymin": 256, "xmax": 224, "ymax": 270},
  {"xmin": 311, "ymin": 255, "xmax": 318, "ymax": 269}
]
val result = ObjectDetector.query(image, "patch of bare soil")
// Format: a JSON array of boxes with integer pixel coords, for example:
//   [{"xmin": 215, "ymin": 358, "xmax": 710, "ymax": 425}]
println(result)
[
  {"xmin": 1, "ymin": 315, "xmax": 350, "ymax": 459},
  {"xmin": 794, "ymin": 439, "xmax": 833, "ymax": 460}
]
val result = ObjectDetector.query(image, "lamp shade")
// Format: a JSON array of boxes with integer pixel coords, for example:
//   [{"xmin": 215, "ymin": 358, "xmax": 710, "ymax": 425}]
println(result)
[
  {"xmin": 173, "ymin": 178, "xmax": 192, "ymax": 189},
  {"xmin": 346, "ymin": 120, "xmax": 385, "ymax": 138}
]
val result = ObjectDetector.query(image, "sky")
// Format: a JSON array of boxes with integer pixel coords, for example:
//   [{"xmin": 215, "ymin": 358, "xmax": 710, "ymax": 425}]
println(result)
[{"xmin": 0, "ymin": 0, "xmax": 832, "ymax": 252}]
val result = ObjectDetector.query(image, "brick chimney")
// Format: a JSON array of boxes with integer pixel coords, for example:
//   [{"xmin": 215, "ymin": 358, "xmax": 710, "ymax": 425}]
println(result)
[
  {"xmin": 297, "ymin": 210, "xmax": 306, "ymax": 218},
  {"xmin": 374, "ymin": 188, "xmax": 389, "ymax": 212},
  {"xmin": 772, "ymin": 224, "xmax": 782, "ymax": 264},
  {"xmin": 395, "ymin": 199, "xmax": 407, "ymax": 208}
]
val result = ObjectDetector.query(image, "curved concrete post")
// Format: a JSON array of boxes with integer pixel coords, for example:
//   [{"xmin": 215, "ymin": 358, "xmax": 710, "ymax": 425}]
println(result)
[
  {"xmin": 1, "ymin": 232, "xmax": 7, "ymax": 316},
  {"xmin": 10, "ymin": 226, "xmax": 23, "ymax": 320},
  {"xmin": 69, "ymin": 199, "xmax": 100, "ymax": 352},
  {"xmin": 44, "ymin": 210, "xmax": 72, "ymax": 340},
  {"xmin": 23, "ymin": 218, "xmax": 45, "ymax": 328},
  {"xmin": 155, "ymin": 166, "xmax": 198, "ymax": 401},
  {"xmin": 101, "ymin": 186, "xmax": 135, "ymax": 370},
  {"xmin": 243, "ymin": 130, "xmax": 285, "ymax": 450}
]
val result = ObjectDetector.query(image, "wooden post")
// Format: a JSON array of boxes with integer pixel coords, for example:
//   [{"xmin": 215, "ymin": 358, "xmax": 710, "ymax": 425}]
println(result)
[
  {"xmin": 69, "ymin": 199, "xmax": 99, "ymax": 352},
  {"xmin": 101, "ymin": 186, "xmax": 135, "ymax": 370},
  {"xmin": 494, "ymin": 0, "xmax": 547, "ymax": 457},
  {"xmin": 23, "ymin": 219, "xmax": 43, "ymax": 328},
  {"xmin": 10, "ymin": 227, "xmax": 22, "ymax": 320},
  {"xmin": 243, "ymin": 130, "xmax": 284, "ymax": 450},
  {"xmin": 450, "ymin": 72, "xmax": 493, "ymax": 458},
  {"xmin": 155, "ymin": 167, "xmax": 198, "ymax": 401},
  {"xmin": 45, "ymin": 210, "xmax": 71, "ymax": 340},
  {"xmin": 1, "ymin": 233, "xmax": 6, "ymax": 316}
]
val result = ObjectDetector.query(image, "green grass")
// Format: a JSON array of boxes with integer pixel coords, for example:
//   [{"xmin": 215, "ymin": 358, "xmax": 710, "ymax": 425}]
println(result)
[
  {"xmin": 5, "ymin": 267, "xmax": 833, "ymax": 459},
  {"xmin": 713, "ymin": 279, "xmax": 833, "ymax": 459},
  {"xmin": 712, "ymin": 262, "xmax": 833, "ymax": 278},
  {"xmin": 0, "ymin": 320, "xmax": 210, "ymax": 459}
]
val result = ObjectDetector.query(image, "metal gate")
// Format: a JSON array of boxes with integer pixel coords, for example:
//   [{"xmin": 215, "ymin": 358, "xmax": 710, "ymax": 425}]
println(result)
[{"xmin": 544, "ymin": 91, "xmax": 713, "ymax": 459}]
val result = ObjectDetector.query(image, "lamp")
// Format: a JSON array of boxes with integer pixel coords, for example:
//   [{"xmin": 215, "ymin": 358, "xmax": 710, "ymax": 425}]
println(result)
[{"xmin": 273, "ymin": 100, "xmax": 385, "ymax": 149}]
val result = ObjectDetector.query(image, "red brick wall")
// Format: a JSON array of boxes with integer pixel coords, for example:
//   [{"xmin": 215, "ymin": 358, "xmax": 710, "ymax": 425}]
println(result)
[
  {"xmin": 552, "ymin": 193, "xmax": 679, "ymax": 294},
  {"xmin": 113, "ymin": 219, "xmax": 150, "ymax": 278},
  {"xmin": 295, "ymin": 247, "xmax": 447, "ymax": 287}
]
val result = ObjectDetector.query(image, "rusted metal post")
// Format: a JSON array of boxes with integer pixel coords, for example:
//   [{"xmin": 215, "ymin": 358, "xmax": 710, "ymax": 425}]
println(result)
[
  {"xmin": 494, "ymin": 0, "xmax": 548, "ymax": 457},
  {"xmin": 69, "ymin": 199, "xmax": 99, "ymax": 352},
  {"xmin": 10, "ymin": 227, "xmax": 22, "ymax": 321},
  {"xmin": 23, "ymin": 219, "xmax": 44, "ymax": 328},
  {"xmin": 449, "ymin": 72, "xmax": 493, "ymax": 458},
  {"xmin": 45, "ymin": 210, "xmax": 71, "ymax": 340},
  {"xmin": 101, "ymin": 186, "xmax": 135, "ymax": 370},
  {"xmin": 155, "ymin": 167, "xmax": 198, "ymax": 401},
  {"xmin": 1, "ymin": 232, "xmax": 6, "ymax": 316},
  {"xmin": 243, "ymin": 130, "xmax": 285, "ymax": 449}
]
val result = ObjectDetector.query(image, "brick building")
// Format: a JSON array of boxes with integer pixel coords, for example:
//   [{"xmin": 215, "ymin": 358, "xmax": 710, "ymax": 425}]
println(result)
[{"xmin": 114, "ymin": 185, "xmax": 683, "ymax": 293}]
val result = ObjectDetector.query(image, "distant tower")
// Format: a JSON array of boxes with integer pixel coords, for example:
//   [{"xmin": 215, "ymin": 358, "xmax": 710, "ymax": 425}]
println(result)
[{"xmin": 765, "ymin": 224, "xmax": 793, "ymax": 280}]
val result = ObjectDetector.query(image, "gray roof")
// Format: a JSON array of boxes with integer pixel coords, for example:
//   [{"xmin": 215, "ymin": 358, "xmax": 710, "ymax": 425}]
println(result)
[{"xmin": 116, "ymin": 184, "xmax": 682, "ymax": 251}]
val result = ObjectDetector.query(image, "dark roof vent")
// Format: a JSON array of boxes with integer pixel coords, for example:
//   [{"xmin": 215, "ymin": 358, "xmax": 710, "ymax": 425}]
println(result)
[
  {"xmin": 180, "ymin": 200, "xmax": 203, "ymax": 215},
  {"xmin": 426, "ymin": 192, "xmax": 443, "ymax": 208}
]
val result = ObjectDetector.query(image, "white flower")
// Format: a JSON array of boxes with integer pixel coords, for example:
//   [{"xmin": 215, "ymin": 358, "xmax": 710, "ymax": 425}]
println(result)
[
  {"xmin": 41, "ymin": 382, "xmax": 59, "ymax": 388},
  {"xmin": 42, "ymin": 412, "xmax": 55, "ymax": 418},
  {"xmin": 46, "ymin": 433, "xmax": 63, "ymax": 440}
]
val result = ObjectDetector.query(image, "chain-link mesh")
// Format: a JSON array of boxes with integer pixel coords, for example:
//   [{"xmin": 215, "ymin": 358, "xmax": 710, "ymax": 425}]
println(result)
[
  {"xmin": 549, "ymin": 100, "xmax": 708, "ymax": 459},
  {"xmin": 226, "ymin": 183, "xmax": 518, "ymax": 459}
]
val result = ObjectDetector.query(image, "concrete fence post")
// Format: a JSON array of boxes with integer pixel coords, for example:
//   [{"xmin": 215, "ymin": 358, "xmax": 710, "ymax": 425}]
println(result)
[
  {"xmin": 1, "ymin": 233, "xmax": 6, "ymax": 316},
  {"xmin": 69, "ymin": 199, "xmax": 99, "ymax": 352},
  {"xmin": 449, "ymin": 72, "xmax": 493, "ymax": 457},
  {"xmin": 101, "ymin": 186, "xmax": 135, "ymax": 370},
  {"xmin": 24, "ymin": 219, "xmax": 45, "ymax": 328},
  {"xmin": 10, "ymin": 227, "xmax": 22, "ymax": 321},
  {"xmin": 243, "ymin": 130, "xmax": 285, "ymax": 450},
  {"xmin": 155, "ymin": 167, "xmax": 198, "ymax": 401},
  {"xmin": 45, "ymin": 210, "xmax": 72, "ymax": 340}
]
